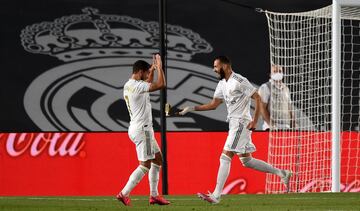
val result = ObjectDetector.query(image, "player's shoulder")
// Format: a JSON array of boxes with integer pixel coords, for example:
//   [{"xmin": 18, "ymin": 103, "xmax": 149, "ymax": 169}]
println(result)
[
  {"xmin": 124, "ymin": 79, "xmax": 134, "ymax": 91},
  {"xmin": 217, "ymin": 79, "xmax": 226, "ymax": 86},
  {"xmin": 124, "ymin": 79, "xmax": 132, "ymax": 87},
  {"xmin": 231, "ymin": 72, "xmax": 246, "ymax": 83},
  {"xmin": 124, "ymin": 79, "xmax": 146, "ymax": 91},
  {"xmin": 231, "ymin": 72, "xmax": 249, "ymax": 84},
  {"xmin": 126, "ymin": 79, "xmax": 148, "ymax": 86}
]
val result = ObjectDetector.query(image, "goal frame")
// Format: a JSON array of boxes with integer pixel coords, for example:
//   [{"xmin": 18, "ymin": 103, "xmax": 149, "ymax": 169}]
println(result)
[{"xmin": 332, "ymin": 0, "xmax": 360, "ymax": 192}]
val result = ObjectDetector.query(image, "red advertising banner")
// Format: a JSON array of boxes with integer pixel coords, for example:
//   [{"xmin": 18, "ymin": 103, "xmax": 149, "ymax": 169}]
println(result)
[
  {"xmin": 167, "ymin": 132, "xmax": 269, "ymax": 195},
  {"xmin": 0, "ymin": 132, "xmax": 268, "ymax": 196},
  {"xmin": 0, "ymin": 132, "xmax": 358, "ymax": 196}
]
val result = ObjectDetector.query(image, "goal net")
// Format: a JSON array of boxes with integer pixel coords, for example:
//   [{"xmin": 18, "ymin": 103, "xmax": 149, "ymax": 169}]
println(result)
[{"xmin": 265, "ymin": 5, "xmax": 360, "ymax": 193}]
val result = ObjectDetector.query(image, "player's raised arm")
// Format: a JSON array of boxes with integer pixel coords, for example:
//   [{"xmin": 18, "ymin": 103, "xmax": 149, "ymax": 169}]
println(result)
[
  {"xmin": 149, "ymin": 54, "xmax": 166, "ymax": 92},
  {"xmin": 178, "ymin": 98, "xmax": 222, "ymax": 115},
  {"xmin": 145, "ymin": 58, "xmax": 155, "ymax": 83}
]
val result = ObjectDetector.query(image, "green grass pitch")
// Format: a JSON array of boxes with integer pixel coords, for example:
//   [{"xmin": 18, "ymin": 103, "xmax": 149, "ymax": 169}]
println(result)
[{"xmin": 0, "ymin": 193, "xmax": 359, "ymax": 211}]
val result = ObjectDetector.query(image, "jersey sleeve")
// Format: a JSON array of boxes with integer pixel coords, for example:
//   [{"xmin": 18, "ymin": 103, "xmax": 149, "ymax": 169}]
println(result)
[
  {"xmin": 213, "ymin": 82, "xmax": 224, "ymax": 99},
  {"xmin": 135, "ymin": 81, "xmax": 151, "ymax": 94},
  {"xmin": 239, "ymin": 78, "xmax": 257, "ymax": 98},
  {"xmin": 258, "ymin": 83, "xmax": 270, "ymax": 103}
]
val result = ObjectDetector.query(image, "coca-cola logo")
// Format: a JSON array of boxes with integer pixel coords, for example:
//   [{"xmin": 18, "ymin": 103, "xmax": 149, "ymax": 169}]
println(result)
[
  {"xmin": 222, "ymin": 178, "xmax": 263, "ymax": 194},
  {"xmin": 0, "ymin": 133, "xmax": 85, "ymax": 157},
  {"xmin": 300, "ymin": 179, "xmax": 360, "ymax": 192}
]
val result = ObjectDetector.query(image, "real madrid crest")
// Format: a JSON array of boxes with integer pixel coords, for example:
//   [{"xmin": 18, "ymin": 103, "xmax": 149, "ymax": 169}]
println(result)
[{"xmin": 21, "ymin": 7, "xmax": 228, "ymax": 131}]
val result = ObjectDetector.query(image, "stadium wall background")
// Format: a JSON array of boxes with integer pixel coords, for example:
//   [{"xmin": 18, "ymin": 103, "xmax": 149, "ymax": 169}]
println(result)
[
  {"xmin": 3, "ymin": 0, "xmax": 359, "ymax": 196},
  {"xmin": 0, "ymin": 132, "xmax": 359, "ymax": 195},
  {"xmin": 1, "ymin": 0, "xmax": 332, "ymax": 132}
]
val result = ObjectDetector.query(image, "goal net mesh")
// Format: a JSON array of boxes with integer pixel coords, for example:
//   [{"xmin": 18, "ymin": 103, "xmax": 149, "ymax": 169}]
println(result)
[{"xmin": 265, "ymin": 5, "xmax": 360, "ymax": 193}]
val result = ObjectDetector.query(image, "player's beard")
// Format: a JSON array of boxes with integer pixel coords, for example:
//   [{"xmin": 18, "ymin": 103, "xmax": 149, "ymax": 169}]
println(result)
[{"xmin": 218, "ymin": 68, "xmax": 225, "ymax": 80}]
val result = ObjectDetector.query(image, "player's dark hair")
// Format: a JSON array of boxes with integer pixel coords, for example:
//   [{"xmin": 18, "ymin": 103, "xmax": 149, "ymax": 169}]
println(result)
[
  {"xmin": 214, "ymin": 55, "xmax": 231, "ymax": 65},
  {"xmin": 133, "ymin": 60, "xmax": 151, "ymax": 73}
]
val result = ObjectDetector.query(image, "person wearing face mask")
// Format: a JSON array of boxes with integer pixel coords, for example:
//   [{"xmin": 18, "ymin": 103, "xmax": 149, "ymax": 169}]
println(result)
[
  {"xmin": 258, "ymin": 64, "xmax": 295, "ymax": 131},
  {"xmin": 178, "ymin": 56, "xmax": 292, "ymax": 204}
]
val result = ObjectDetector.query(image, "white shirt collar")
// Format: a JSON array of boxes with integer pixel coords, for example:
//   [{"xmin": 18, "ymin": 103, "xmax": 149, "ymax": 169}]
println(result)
[{"xmin": 225, "ymin": 71, "xmax": 235, "ymax": 82}]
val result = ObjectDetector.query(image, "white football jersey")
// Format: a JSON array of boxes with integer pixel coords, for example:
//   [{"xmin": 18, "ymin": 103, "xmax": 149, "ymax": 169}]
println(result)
[
  {"xmin": 214, "ymin": 72, "xmax": 256, "ymax": 122},
  {"xmin": 123, "ymin": 79, "xmax": 152, "ymax": 129}
]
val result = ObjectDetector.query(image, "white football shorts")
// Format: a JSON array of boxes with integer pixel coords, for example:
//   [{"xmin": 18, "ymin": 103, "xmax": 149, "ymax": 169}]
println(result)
[
  {"xmin": 224, "ymin": 118, "xmax": 256, "ymax": 154},
  {"xmin": 128, "ymin": 124, "xmax": 160, "ymax": 161}
]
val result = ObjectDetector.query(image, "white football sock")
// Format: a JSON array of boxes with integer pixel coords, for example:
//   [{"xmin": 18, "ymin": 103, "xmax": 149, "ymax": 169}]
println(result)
[
  {"xmin": 121, "ymin": 165, "xmax": 149, "ymax": 196},
  {"xmin": 149, "ymin": 163, "xmax": 161, "ymax": 197},
  {"xmin": 240, "ymin": 157, "xmax": 282, "ymax": 177},
  {"xmin": 212, "ymin": 154, "xmax": 232, "ymax": 199}
]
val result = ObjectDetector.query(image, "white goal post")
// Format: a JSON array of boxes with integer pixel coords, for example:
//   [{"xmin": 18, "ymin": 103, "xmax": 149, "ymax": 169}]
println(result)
[
  {"xmin": 332, "ymin": 0, "xmax": 360, "ymax": 193},
  {"xmin": 264, "ymin": 0, "xmax": 360, "ymax": 193}
]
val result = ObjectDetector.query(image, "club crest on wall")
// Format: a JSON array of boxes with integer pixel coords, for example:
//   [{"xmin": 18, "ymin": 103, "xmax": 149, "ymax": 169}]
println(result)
[{"xmin": 21, "ymin": 7, "xmax": 229, "ymax": 131}]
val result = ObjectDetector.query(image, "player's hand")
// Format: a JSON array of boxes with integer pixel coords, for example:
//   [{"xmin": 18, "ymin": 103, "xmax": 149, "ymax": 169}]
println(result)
[
  {"xmin": 178, "ymin": 106, "xmax": 195, "ymax": 116},
  {"xmin": 247, "ymin": 121, "xmax": 256, "ymax": 131},
  {"xmin": 154, "ymin": 54, "xmax": 162, "ymax": 70},
  {"xmin": 149, "ymin": 55, "xmax": 156, "ymax": 71}
]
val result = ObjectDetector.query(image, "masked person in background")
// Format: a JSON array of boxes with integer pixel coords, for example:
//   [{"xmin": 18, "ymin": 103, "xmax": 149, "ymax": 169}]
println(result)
[{"xmin": 258, "ymin": 65, "xmax": 296, "ymax": 131}]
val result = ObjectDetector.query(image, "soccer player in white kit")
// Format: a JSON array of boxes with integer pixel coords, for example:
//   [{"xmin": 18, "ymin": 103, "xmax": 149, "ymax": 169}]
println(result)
[
  {"xmin": 116, "ymin": 54, "xmax": 170, "ymax": 206},
  {"xmin": 179, "ymin": 56, "xmax": 292, "ymax": 204}
]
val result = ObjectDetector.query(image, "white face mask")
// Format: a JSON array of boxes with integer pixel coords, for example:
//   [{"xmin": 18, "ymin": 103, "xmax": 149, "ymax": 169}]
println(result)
[{"xmin": 271, "ymin": 72, "xmax": 283, "ymax": 81}]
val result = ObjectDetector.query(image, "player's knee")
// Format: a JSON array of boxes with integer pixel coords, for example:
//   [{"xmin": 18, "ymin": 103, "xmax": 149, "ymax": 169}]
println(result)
[
  {"xmin": 153, "ymin": 153, "xmax": 163, "ymax": 166},
  {"xmin": 240, "ymin": 156, "xmax": 252, "ymax": 167},
  {"xmin": 140, "ymin": 161, "xmax": 152, "ymax": 170},
  {"xmin": 220, "ymin": 153, "xmax": 232, "ymax": 164},
  {"xmin": 139, "ymin": 165, "xmax": 150, "ymax": 173},
  {"xmin": 152, "ymin": 159, "xmax": 162, "ymax": 166},
  {"xmin": 222, "ymin": 150, "xmax": 235, "ymax": 158}
]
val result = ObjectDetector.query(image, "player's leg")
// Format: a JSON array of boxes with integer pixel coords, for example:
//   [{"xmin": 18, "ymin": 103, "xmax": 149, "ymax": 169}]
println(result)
[
  {"xmin": 217, "ymin": 119, "xmax": 249, "ymax": 198},
  {"xmin": 229, "ymin": 119, "xmax": 282, "ymax": 176},
  {"xmin": 198, "ymin": 150, "xmax": 233, "ymax": 204},
  {"xmin": 238, "ymin": 153, "xmax": 292, "ymax": 192},
  {"xmin": 198, "ymin": 119, "xmax": 240, "ymax": 204},
  {"xmin": 120, "ymin": 160, "xmax": 151, "ymax": 196},
  {"xmin": 236, "ymin": 120, "xmax": 292, "ymax": 191},
  {"xmin": 117, "ymin": 129, "xmax": 151, "ymax": 206},
  {"xmin": 117, "ymin": 160, "xmax": 150, "ymax": 206},
  {"xmin": 147, "ymin": 131, "xmax": 170, "ymax": 205},
  {"xmin": 149, "ymin": 152, "xmax": 162, "ymax": 197},
  {"xmin": 239, "ymin": 152, "xmax": 283, "ymax": 176},
  {"xmin": 213, "ymin": 150, "xmax": 233, "ymax": 198},
  {"xmin": 212, "ymin": 119, "xmax": 243, "ymax": 200}
]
